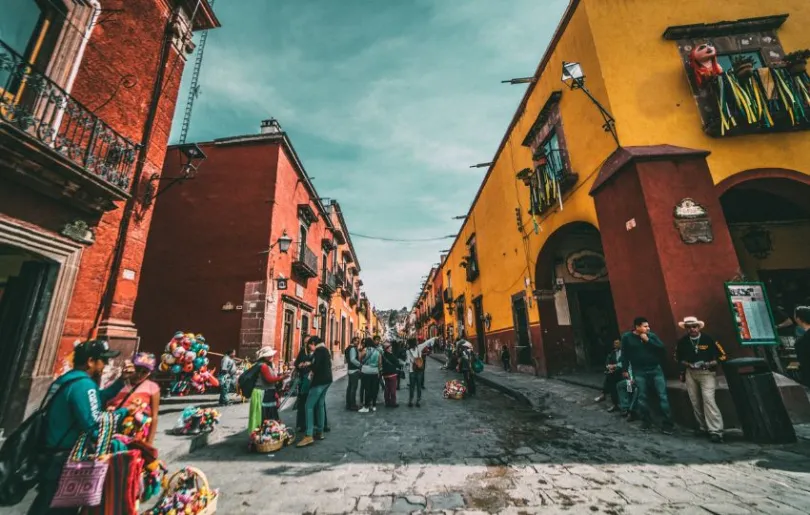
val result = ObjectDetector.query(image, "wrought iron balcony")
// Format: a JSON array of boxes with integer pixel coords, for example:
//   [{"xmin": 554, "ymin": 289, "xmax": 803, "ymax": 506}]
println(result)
[
  {"xmin": 292, "ymin": 242, "xmax": 318, "ymax": 278},
  {"xmin": 431, "ymin": 298, "xmax": 444, "ymax": 320},
  {"xmin": 318, "ymin": 270, "xmax": 338, "ymax": 296},
  {"xmin": 0, "ymin": 40, "xmax": 139, "ymax": 212}
]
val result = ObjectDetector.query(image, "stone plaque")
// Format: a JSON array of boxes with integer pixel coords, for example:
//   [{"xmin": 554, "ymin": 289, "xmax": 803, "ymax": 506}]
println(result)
[
  {"xmin": 674, "ymin": 198, "xmax": 713, "ymax": 244},
  {"xmin": 61, "ymin": 220, "xmax": 95, "ymax": 244}
]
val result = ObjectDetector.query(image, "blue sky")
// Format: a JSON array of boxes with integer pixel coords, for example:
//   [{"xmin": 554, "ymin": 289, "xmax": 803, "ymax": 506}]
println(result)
[{"xmin": 170, "ymin": 0, "xmax": 569, "ymax": 309}]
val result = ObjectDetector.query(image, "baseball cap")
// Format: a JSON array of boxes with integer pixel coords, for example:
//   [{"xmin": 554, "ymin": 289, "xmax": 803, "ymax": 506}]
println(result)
[{"xmin": 75, "ymin": 339, "xmax": 121, "ymax": 362}]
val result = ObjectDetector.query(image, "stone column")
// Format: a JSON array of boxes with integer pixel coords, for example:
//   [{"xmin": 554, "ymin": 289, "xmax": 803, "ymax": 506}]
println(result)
[{"xmin": 589, "ymin": 145, "xmax": 741, "ymax": 376}]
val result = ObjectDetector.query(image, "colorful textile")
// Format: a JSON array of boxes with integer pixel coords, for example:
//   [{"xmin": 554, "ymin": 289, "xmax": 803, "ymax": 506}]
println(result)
[
  {"xmin": 81, "ymin": 450, "xmax": 144, "ymax": 515},
  {"xmin": 248, "ymin": 388, "xmax": 263, "ymax": 434}
]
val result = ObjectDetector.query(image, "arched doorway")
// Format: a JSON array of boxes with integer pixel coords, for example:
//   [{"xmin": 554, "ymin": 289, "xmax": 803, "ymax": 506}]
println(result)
[
  {"xmin": 719, "ymin": 171, "xmax": 810, "ymax": 375},
  {"xmin": 534, "ymin": 222, "xmax": 619, "ymax": 375}
]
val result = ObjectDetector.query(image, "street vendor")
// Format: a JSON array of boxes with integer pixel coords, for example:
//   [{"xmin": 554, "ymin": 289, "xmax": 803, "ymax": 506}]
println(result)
[
  {"xmin": 248, "ymin": 347, "xmax": 289, "ymax": 434},
  {"xmin": 107, "ymin": 352, "xmax": 161, "ymax": 445}
]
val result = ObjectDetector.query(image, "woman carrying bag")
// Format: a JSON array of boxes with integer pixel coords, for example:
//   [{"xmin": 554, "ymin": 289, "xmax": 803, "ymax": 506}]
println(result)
[
  {"xmin": 105, "ymin": 353, "xmax": 161, "ymax": 446},
  {"xmin": 358, "ymin": 338, "xmax": 381, "ymax": 413},
  {"xmin": 248, "ymin": 347, "xmax": 289, "ymax": 434}
]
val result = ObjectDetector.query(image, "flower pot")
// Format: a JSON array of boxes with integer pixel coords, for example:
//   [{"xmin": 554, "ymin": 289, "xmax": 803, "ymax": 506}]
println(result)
[{"xmin": 733, "ymin": 62, "xmax": 755, "ymax": 80}]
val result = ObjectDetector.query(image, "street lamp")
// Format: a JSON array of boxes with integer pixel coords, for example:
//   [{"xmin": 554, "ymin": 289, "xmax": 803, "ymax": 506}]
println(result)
[
  {"xmin": 561, "ymin": 61, "xmax": 619, "ymax": 146},
  {"xmin": 142, "ymin": 143, "xmax": 207, "ymax": 206},
  {"xmin": 260, "ymin": 230, "xmax": 293, "ymax": 254}
]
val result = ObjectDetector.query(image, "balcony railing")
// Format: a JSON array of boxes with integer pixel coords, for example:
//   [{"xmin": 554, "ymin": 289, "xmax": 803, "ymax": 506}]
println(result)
[
  {"xmin": 701, "ymin": 67, "xmax": 810, "ymax": 137},
  {"xmin": 318, "ymin": 270, "xmax": 338, "ymax": 296},
  {"xmin": 292, "ymin": 242, "xmax": 318, "ymax": 278},
  {"xmin": 0, "ymin": 40, "xmax": 139, "ymax": 195}
]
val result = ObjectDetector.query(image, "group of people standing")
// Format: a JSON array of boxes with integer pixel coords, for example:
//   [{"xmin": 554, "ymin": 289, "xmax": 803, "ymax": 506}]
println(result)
[
  {"xmin": 344, "ymin": 335, "xmax": 435, "ymax": 410},
  {"xmin": 443, "ymin": 339, "xmax": 478, "ymax": 397},
  {"xmin": 597, "ymin": 315, "xmax": 727, "ymax": 442}
]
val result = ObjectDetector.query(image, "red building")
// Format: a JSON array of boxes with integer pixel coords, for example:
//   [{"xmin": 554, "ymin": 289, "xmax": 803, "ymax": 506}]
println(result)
[
  {"xmin": 0, "ymin": 1, "xmax": 219, "ymax": 433},
  {"xmin": 136, "ymin": 120, "xmax": 366, "ymax": 364}
]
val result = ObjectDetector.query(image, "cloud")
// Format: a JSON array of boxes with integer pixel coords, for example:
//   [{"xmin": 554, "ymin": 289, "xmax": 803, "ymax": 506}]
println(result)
[{"xmin": 171, "ymin": 0, "xmax": 569, "ymax": 308}]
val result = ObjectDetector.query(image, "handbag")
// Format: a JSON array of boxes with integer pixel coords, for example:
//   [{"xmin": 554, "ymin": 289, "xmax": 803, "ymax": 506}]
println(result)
[
  {"xmin": 80, "ymin": 450, "xmax": 144, "ymax": 515},
  {"xmin": 50, "ymin": 412, "xmax": 116, "ymax": 508}
]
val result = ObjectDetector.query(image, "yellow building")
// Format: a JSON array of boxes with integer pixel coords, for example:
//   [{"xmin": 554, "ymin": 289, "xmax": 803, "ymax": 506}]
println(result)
[{"xmin": 433, "ymin": 0, "xmax": 810, "ymax": 378}]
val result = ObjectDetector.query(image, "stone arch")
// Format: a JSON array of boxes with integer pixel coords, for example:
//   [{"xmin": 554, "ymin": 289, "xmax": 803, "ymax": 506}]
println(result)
[{"xmin": 532, "ymin": 221, "xmax": 618, "ymax": 376}]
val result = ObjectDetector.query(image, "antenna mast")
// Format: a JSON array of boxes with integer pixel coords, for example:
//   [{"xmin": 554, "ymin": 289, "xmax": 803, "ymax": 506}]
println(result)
[{"xmin": 178, "ymin": 0, "xmax": 216, "ymax": 144}]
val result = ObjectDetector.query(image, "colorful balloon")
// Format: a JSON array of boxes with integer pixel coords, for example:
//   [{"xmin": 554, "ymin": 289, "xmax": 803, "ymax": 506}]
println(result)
[{"xmin": 171, "ymin": 364, "xmax": 181, "ymax": 374}]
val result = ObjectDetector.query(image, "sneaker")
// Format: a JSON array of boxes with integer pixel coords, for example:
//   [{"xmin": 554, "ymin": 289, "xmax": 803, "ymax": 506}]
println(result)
[
  {"xmin": 358, "ymin": 407, "xmax": 370, "ymax": 413},
  {"xmin": 594, "ymin": 394, "xmax": 606, "ymax": 403},
  {"xmin": 371, "ymin": 406, "xmax": 377, "ymax": 412},
  {"xmin": 314, "ymin": 433, "xmax": 325, "ymax": 441},
  {"xmin": 709, "ymin": 433, "xmax": 724, "ymax": 443},
  {"xmin": 296, "ymin": 436, "xmax": 314, "ymax": 448}
]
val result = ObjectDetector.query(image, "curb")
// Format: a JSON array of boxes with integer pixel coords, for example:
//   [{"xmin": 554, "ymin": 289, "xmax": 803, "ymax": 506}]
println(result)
[
  {"xmin": 429, "ymin": 355, "xmax": 534, "ymax": 409},
  {"xmin": 553, "ymin": 375, "xmax": 603, "ymax": 392}
]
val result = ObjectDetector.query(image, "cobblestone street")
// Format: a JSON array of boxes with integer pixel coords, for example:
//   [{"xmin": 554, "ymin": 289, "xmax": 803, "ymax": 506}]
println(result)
[{"xmin": 177, "ymin": 362, "xmax": 810, "ymax": 514}]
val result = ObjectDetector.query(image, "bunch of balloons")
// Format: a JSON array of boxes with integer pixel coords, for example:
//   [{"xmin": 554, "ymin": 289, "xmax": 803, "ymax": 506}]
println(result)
[{"xmin": 159, "ymin": 332, "xmax": 219, "ymax": 395}]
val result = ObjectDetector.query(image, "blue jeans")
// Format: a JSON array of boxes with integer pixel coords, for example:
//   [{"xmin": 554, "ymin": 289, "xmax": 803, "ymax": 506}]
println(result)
[
  {"xmin": 634, "ymin": 366, "xmax": 673, "ymax": 427},
  {"xmin": 408, "ymin": 371, "xmax": 423, "ymax": 402},
  {"xmin": 616, "ymin": 379, "xmax": 638, "ymax": 413},
  {"xmin": 305, "ymin": 383, "xmax": 330, "ymax": 437},
  {"xmin": 218, "ymin": 374, "xmax": 233, "ymax": 404}
]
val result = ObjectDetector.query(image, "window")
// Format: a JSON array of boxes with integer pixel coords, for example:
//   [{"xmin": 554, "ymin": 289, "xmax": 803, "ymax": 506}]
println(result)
[
  {"xmin": 298, "ymin": 225, "xmax": 307, "ymax": 259},
  {"xmin": 528, "ymin": 130, "xmax": 572, "ymax": 214},
  {"xmin": 0, "ymin": 0, "xmax": 62, "ymax": 98},
  {"xmin": 717, "ymin": 51, "xmax": 764, "ymax": 72},
  {"xmin": 466, "ymin": 235, "xmax": 480, "ymax": 282}
]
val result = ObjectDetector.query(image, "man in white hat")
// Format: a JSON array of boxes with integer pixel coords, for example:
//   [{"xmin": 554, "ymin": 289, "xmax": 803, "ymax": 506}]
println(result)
[{"xmin": 675, "ymin": 316, "xmax": 727, "ymax": 442}]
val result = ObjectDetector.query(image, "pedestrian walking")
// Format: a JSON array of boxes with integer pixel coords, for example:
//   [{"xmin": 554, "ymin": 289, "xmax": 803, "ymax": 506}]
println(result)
[
  {"xmin": 344, "ymin": 337, "xmax": 362, "ymax": 410},
  {"xmin": 358, "ymin": 337, "xmax": 381, "ymax": 413},
  {"xmin": 298, "ymin": 336, "xmax": 332, "ymax": 447},
  {"xmin": 500, "ymin": 345, "xmax": 511, "ymax": 372},
  {"xmin": 248, "ymin": 347, "xmax": 288, "ymax": 434},
  {"xmin": 381, "ymin": 342, "xmax": 400, "ymax": 407},
  {"xmin": 28, "ymin": 340, "xmax": 126, "ymax": 514},
  {"xmin": 218, "ymin": 349, "xmax": 237, "ymax": 406},
  {"xmin": 396, "ymin": 342, "xmax": 407, "ymax": 390},
  {"xmin": 795, "ymin": 306, "xmax": 810, "ymax": 388},
  {"xmin": 676, "ymin": 316, "xmax": 727, "ymax": 442},
  {"xmin": 620, "ymin": 317, "xmax": 674, "ymax": 434},
  {"xmin": 460, "ymin": 341, "xmax": 477, "ymax": 397},
  {"xmin": 595, "ymin": 339, "xmax": 623, "ymax": 412},
  {"xmin": 405, "ymin": 337, "xmax": 435, "ymax": 407}
]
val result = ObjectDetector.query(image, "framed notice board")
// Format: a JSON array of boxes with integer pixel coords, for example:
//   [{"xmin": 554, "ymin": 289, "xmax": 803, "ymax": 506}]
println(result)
[{"xmin": 724, "ymin": 282, "xmax": 779, "ymax": 346}]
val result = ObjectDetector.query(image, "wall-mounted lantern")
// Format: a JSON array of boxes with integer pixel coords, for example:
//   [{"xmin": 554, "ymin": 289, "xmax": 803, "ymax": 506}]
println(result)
[
  {"xmin": 561, "ymin": 61, "xmax": 619, "ymax": 146},
  {"xmin": 143, "ymin": 143, "xmax": 207, "ymax": 207}
]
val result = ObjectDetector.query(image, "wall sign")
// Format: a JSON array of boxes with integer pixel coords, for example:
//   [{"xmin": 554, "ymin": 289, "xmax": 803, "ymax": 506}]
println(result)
[
  {"xmin": 566, "ymin": 250, "xmax": 607, "ymax": 281},
  {"xmin": 724, "ymin": 282, "xmax": 778, "ymax": 346},
  {"xmin": 466, "ymin": 307, "xmax": 473, "ymax": 327},
  {"xmin": 674, "ymin": 198, "xmax": 713, "ymax": 244},
  {"xmin": 61, "ymin": 220, "xmax": 95, "ymax": 244}
]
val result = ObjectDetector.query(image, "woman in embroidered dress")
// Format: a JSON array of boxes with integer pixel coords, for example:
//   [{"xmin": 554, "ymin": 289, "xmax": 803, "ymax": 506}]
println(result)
[
  {"xmin": 248, "ymin": 347, "xmax": 289, "ymax": 434},
  {"xmin": 106, "ymin": 352, "xmax": 161, "ymax": 445}
]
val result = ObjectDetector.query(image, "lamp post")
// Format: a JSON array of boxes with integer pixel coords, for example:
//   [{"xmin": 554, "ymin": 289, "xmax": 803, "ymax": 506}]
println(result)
[
  {"xmin": 259, "ymin": 230, "xmax": 294, "ymax": 255},
  {"xmin": 142, "ymin": 143, "xmax": 207, "ymax": 206},
  {"xmin": 561, "ymin": 61, "xmax": 619, "ymax": 146}
]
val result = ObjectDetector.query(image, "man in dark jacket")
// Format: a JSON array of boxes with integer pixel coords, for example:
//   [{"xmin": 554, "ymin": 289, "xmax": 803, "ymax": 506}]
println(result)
[
  {"xmin": 29, "ymin": 340, "xmax": 125, "ymax": 515},
  {"xmin": 675, "ymin": 316, "xmax": 727, "ymax": 442},
  {"xmin": 793, "ymin": 307, "xmax": 810, "ymax": 388},
  {"xmin": 298, "ymin": 336, "xmax": 332, "ymax": 447},
  {"xmin": 621, "ymin": 317, "xmax": 673, "ymax": 433},
  {"xmin": 344, "ymin": 337, "xmax": 362, "ymax": 410}
]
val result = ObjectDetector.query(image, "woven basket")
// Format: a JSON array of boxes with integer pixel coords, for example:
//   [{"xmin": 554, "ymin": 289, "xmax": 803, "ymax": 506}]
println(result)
[
  {"xmin": 446, "ymin": 392, "xmax": 464, "ymax": 400},
  {"xmin": 162, "ymin": 466, "xmax": 217, "ymax": 515},
  {"xmin": 254, "ymin": 439, "xmax": 285, "ymax": 453}
]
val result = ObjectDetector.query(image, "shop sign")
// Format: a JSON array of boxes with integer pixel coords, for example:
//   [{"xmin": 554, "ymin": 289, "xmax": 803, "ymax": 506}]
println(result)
[
  {"xmin": 566, "ymin": 250, "xmax": 607, "ymax": 281},
  {"xmin": 673, "ymin": 198, "xmax": 713, "ymax": 244},
  {"xmin": 724, "ymin": 282, "xmax": 778, "ymax": 346}
]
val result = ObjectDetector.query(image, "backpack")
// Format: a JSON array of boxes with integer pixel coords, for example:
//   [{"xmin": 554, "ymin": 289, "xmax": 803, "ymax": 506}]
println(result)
[
  {"xmin": 411, "ymin": 348, "xmax": 425, "ymax": 371},
  {"xmin": 473, "ymin": 356, "xmax": 484, "ymax": 374},
  {"xmin": 0, "ymin": 377, "xmax": 82, "ymax": 506},
  {"xmin": 237, "ymin": 363, "xmax": 263, "ymax": 398}
]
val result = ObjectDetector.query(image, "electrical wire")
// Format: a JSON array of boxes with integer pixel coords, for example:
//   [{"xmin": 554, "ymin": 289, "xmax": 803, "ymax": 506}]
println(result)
[{"xmin": 348, "ymin": 232, "xmax": 456, "ymax": 242}]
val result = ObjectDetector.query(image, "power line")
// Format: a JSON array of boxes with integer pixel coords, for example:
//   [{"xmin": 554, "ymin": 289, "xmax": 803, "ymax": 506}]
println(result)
[{"xmin": 348, "ymin": 232, "xmax": 456, "ymax": 243}]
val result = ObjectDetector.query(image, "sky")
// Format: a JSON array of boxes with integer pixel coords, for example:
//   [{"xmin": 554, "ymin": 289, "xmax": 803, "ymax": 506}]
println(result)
[{"xmin": 170, "ymin": 0, "xmax": 570, "ymax": 310}]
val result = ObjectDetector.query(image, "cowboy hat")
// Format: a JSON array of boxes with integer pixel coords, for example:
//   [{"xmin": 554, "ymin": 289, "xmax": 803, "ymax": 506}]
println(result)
[
  {"xmin": 255, "ymin": 347, "xmax": 277, "ymax": 360},
  {"xmin": 462, "ymin": 341, "xmax": 473, "ymax": 349},
  {"xmin": 678, "ymin": 316, "xmax": 705, "ymax": 329}
]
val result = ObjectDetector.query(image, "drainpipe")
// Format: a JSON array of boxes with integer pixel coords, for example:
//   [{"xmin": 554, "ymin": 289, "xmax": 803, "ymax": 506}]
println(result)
[{"xmin": 91, "ymin": 12, "xmax": 176, "ymax": 337}]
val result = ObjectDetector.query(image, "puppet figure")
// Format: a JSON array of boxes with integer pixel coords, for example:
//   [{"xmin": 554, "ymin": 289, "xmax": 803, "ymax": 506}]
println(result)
[{"xmin": 690, "ymin": 43, "xmax": 723, "ymax": 87}]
